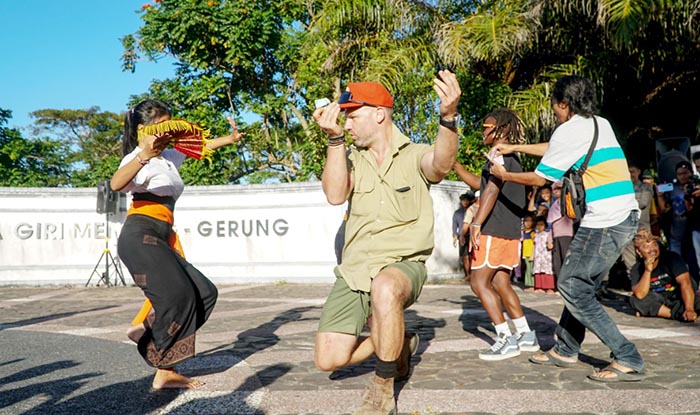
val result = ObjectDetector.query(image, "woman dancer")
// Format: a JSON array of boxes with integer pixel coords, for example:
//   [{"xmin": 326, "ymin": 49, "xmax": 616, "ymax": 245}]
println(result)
[{"xmin": 111, "ymin": 99, "xmax": 242, "ymax": 389}]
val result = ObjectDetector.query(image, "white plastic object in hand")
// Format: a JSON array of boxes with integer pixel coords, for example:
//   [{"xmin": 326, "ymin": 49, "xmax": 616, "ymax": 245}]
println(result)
[{"xmin": 314, "ymin": 98, "xmax": 331, "ymax": 109}]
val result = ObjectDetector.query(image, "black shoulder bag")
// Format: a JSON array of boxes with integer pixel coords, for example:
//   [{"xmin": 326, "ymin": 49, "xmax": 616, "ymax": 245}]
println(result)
[{"xmin": 561, "ymin": 117, "xmax": 599, "ymax": 223}]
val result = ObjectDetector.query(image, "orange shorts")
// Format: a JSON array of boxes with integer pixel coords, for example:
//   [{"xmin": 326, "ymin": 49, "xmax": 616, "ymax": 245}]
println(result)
[{"xmin": 471, "ymin": 234, "xmax": 520, "ymax": 270}]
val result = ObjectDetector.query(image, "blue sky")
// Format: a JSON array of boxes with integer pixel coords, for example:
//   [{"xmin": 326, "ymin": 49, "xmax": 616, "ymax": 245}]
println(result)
[{"xmin": 0, "ymin": 1, "xmax": 175, "ymax": 131}]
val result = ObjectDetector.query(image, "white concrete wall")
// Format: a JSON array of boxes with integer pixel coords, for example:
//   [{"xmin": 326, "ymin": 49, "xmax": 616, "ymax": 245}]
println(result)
[{"xmin": 0, "ymin": 181, "xmax": 469, "ymax": 285}]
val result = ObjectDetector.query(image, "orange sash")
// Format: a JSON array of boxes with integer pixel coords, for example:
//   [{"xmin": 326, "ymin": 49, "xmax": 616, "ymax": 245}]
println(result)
[{"xmin": 128, "ymin": 201, "xmax": 185, "ymax": 325}]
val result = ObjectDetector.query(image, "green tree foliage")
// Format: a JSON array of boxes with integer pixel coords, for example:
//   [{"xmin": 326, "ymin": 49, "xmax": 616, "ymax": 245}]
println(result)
[
  {"xmin": 122, "ymin": 0, "xmax": 312, "ymax": 183},
  {"xmin": 295, "ymin": 0, "xmax": 515, "ymax": 177},
  {"xmin": 0, "ymin": 109, "xmax": 69, "ymax": 187},
  {"xmin": 122, "ymin": 0, "xmax": 506, "ymax": 183},
  {"xmin": 440, "ymin": 0, "xmax": 700, "ymax": 168},
  {"xmin": 28, "ymin": 107, "xmax": 123, "ymax": 187}
]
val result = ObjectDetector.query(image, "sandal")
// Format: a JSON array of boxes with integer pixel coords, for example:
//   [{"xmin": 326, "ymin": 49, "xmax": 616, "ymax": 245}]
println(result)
[
  {"xmin": 529, "ymin": 350, "xmax": 577, "ymax": 368},
  {"xmin": 587, "ymin": 365, "xmax": 645, "ymax": 383}
]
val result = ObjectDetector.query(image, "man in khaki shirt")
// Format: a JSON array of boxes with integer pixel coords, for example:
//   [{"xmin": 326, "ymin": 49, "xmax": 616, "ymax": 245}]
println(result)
[{"xmin": 313, "ymin": 74, "xmax": 461, "ymax": 415}]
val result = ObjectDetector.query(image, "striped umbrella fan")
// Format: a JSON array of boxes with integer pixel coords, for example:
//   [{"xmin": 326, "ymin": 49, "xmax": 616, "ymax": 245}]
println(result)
[{"xmin": 138, "ymin": 119, "xmax": 213, "ymax": 160}]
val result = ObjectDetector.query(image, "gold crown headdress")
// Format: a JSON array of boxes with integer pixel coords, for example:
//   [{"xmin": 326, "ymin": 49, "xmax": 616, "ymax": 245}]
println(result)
[{"xmin": 137, "ymin": 119, "xmax": 213, "ymax": 161}]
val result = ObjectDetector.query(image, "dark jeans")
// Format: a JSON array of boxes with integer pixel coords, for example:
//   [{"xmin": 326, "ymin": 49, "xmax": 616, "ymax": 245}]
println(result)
[
  {"xmin": 552, "ymin": 235, "xmax": 572, "ymax": 278},
  {"xmin": 553, "ymin": 211, "xmax": 644, "ymax": 372}
]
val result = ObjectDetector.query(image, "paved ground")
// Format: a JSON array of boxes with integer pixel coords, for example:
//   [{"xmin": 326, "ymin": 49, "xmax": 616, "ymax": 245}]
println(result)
[{"xmin": 1, "ymin": 282, "xmax": 700, "ymax": 415}]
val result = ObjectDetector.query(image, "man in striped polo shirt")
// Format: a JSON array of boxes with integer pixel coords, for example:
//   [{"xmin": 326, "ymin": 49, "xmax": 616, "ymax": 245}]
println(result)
[{"xmin": 489, "ymin": 75, "xmax": 645, "ymax": 383}]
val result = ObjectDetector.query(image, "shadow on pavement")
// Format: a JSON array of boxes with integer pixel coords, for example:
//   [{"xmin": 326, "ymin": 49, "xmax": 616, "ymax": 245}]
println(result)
[
  {"xmin": 0, "ymin": 349, "xmax": 291, "ymax": 415},
  {"xmin": 171, "ymin": 364, "xmax": 293, "ymax": 415},
  {"xmin": 0, "ymin": 372, "xmax": 102, "ymax": 413},
  {"xmin": 21, "ymin": 375, "xmax": 178, "ymax": 415},
  {"xmin": 0, "ymin": 305, "xmax": 118, "ymax": 331},
  {"xmin": 0, "ymin": 360, "xmax": 81, "ymax": 386},
  {"xmin": 0, "ymin": 357, "xmax": 177, "ymax": 415},
  {"xmin": 597, "ymin": 295, "xmax": 637, "ymax": 317},
  {"xmin": 187, "ymin": 306, "xmax": 318, "ymax": 379}
]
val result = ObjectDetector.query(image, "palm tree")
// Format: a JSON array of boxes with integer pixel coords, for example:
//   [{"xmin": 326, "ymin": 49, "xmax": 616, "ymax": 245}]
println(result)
[{"xmin": 437, "ymin": 0, "xmax": 700, "ymax": 157}]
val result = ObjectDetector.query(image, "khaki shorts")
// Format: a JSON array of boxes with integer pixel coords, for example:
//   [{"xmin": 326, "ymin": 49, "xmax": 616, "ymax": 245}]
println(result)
[
  {"xmin": 317, "ymin": 261, "xmax": 427, "ymax": 337},
  {"xmin": 471, "ymin": 234, "xmax": 520, "ymax": 270}
]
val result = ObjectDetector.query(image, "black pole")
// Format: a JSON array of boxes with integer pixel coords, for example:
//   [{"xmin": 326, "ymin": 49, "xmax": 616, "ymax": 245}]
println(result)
[{"xmin": 104, "ymin": 214, "xmax": 110, "ymax": 285}]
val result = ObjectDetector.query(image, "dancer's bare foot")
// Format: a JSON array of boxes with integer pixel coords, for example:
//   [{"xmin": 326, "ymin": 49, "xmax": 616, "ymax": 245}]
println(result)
[
  {"xmin": 126, "ymin": 323, "xmax": 146, "ymax": 343},
  {"xmin": 152, "ymin": 368, "xmax": 205, "ymax": 390}
]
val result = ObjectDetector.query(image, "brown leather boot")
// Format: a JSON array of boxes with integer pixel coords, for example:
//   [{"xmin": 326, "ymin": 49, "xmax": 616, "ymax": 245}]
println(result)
[
  {"xmin": 352, "ymin": 375, "xmax": 397, "ymax": 415},
  {"xmin": 395, "ymin": 332, "xmax": 419, "ymax": 382}
]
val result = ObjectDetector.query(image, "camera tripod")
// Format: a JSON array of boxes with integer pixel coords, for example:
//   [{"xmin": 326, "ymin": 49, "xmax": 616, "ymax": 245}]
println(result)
[{"xmin": 86, "ymin": 214, "xmax": 126, "ymax": 287}]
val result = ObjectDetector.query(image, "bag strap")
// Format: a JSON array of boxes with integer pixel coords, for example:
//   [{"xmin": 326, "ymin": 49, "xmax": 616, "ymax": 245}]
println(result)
[{"xmin": 577, "ymin": 117, "xmax": 599, "ymax": 173}]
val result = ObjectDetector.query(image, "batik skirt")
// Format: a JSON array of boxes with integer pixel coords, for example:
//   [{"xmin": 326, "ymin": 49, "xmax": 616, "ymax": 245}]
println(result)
[{"xmin": 118, "ymin": 212, "xmax": 217, "ymax": 368}]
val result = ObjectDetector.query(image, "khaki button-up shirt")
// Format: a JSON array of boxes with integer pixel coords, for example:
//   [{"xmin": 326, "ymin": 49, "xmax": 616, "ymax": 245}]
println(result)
[{"xmin": 336, "ymin": 125, "xmax": 434, "ymax": 292}]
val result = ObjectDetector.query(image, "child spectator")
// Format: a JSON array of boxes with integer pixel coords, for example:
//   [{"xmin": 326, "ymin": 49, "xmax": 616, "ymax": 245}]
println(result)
[
  {"xmin": 527, "ymin": 185, "xmax": 552, "ymax": 219},
  {"xmin": 533, "ymin": 216, "xmax": 555, "ymax": 294},
  {"xmin": 536, "ymin": 185, "xmax": 552, "ymax": 219},
  {"xmin": 521, "ymin": 214, "xmax": 535, "ymax": 290}
]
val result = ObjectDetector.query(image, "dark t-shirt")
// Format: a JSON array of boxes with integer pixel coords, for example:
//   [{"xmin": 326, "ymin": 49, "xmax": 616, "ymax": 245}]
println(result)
[
  {"xmin": 630, "ymin": 250, "xmax": 687, "ymax": 300},
  {"xmin": 480, "ymin": 153, "xmax": 526, "ymax": 239}
]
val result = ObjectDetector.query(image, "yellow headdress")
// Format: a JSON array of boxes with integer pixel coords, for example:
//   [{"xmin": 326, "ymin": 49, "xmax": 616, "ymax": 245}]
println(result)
[{"xmin": 137, "ymin": 119, "xmax": 213, "ymax": 161}]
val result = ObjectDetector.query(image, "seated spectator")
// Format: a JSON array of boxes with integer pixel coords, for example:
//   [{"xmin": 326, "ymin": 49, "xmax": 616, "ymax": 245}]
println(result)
[{"xmin": 630, "ymin": 228, "xmax": 699, "ymax": 322}]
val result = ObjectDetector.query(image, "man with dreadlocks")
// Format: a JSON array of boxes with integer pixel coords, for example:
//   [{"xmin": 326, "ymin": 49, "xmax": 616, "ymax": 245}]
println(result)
[{"xmin": 453, "ymin": 108, "xmax": 539, "ymax": 360}]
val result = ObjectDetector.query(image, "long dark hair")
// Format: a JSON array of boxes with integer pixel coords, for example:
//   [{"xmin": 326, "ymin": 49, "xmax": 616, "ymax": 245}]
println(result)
[
  {"xmin": 486, "ymin": 108, "xmax": 526, "ymax": 145},
  {"xmin": 122, "ymin": 99, "xmax": 171, "ymax": 156},
  {"xmin": 552, "ymin": 76, "xmax": 597, "ymax": 118}
]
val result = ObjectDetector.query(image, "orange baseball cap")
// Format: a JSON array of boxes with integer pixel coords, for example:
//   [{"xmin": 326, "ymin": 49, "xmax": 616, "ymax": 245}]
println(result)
[{"xmin": 338, "ymin": 82, "xmax": 394, "ymax": 110}]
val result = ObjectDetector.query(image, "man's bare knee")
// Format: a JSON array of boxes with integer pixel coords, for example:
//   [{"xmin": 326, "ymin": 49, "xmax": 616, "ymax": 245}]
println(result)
[
  {"xmin": 314, "ymin": 352, "xmax": 345, "ymax": 372},
  {"xmin": 371, "ymin": 271, "xmax": 410, "ymax": 310},
  {"xmin": 314, "ymin": 343, "xmax": 349, "ymax": 371},
  {"xmin": 314, "ymin": 332, "xmax": 354, "ymax": 371}
]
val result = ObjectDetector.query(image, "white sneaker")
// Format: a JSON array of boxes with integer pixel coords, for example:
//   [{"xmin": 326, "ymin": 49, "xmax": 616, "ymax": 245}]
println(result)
[
  {"xmin": 515, "ymin": 331, "xmax": 540, "ymax": 352},
  {"xmin": 479, "ymin": 333, "xmax": 520, "ymax": 361}
]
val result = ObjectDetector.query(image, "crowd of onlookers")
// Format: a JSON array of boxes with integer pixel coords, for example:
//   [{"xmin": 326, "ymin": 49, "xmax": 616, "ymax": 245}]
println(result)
[{"xmin": 452, "ymin": 157, "xmax": 700, "ymax": 323}]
